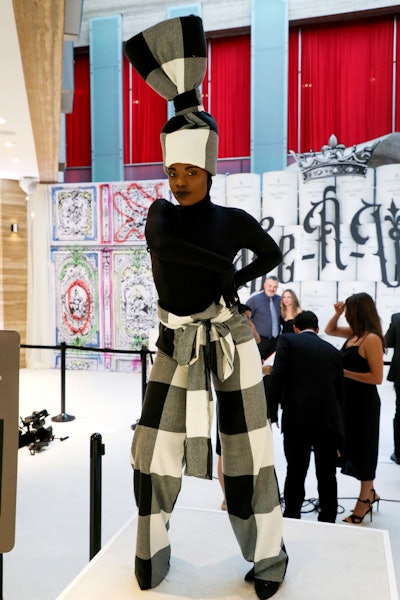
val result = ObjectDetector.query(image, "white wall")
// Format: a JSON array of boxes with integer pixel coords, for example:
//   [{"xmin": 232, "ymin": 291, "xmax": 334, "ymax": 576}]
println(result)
[
  {"xmin": 289, "ymin": 0, "xmax": 400, "ymax": 21},
  {"xmin": 77, "ymin": 0, "xmax": 400, "ymax": 47}
]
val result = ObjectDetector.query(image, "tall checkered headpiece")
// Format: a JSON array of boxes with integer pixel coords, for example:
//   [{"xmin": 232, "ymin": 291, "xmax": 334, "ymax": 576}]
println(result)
[{"xmin": 124, "ymin": 15, "xmax": 218, "ymax": 175}]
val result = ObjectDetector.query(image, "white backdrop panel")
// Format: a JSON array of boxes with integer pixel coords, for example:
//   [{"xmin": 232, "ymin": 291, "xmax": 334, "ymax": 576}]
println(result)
[
  {"xmin": 376, "ymin": 283, "xmax": 400, "ymax": 333},
  {"xmin": 299, "ymin": 280, "xmax": 337, "ymax": 333},
  {"xmin": 356, "ymin": 223, "xmax": 396, "ymax": 282},
  {"xmin": 226, "ymin": 172, "xmax": 260, "ymax": 194},
  {"xmin": 260, "ymin": 225, "xmax": 283, "ymax": 283},
  {"xmin": 336, "ymin": 168, "xmax": 375, "ymax": 225},
  {"xmin": 266, "ymin": 224, "xmax": 283, "ymax": 246},
  {"xmin": 262, "ymin": 170, "xmax": 298, "ymax": 226},
  {"xmin": 210, "ymin": 174, "xmax": 227, "ymax": 207},
  {"xmin": 376, "ymin": 164, "xmax": 400, "ymax": 211},
  {"xmin": 298, "ymin": 174, "xmax": 336, "ymax": 225},
  {"xmin": 319, "ymin": 225, "xmax": 357, "ymax": 281},
  {"xmin": 282, "ymin": 225, "xmax": 319, "ymax": 282},
  {"xmin": 338, "ymin": 280, "xmax": 376, "ymax": 303},
  {"xmin": 226, "ymin": 190, "xmax": 261, "ymax": 221}
]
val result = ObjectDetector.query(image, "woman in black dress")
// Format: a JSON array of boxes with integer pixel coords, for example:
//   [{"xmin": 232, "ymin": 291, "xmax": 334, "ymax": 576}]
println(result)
[{"xmin": 325, "ymin": 293, "xmax": 385, "ymax": 523}]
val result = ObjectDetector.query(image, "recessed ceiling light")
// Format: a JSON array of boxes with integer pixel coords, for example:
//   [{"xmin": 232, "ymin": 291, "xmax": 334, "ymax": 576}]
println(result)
[
  {"xmin": 0, "ymin": 117, "xmax": 6, "ymax": 125},
  {"xmin": 12, "ymin": 157, "xmax": 20, "ymax": 164},
  {"xmin": 4, "ymin": 141, "xmax": 14, "ymax": 148}
]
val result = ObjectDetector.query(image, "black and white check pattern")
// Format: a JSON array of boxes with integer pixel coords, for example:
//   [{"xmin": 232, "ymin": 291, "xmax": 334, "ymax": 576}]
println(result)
[
  {"xmin": 124, "ymin": 15, "xmax": 218, "ymax": 174},
  {"xmin": 124, "ymin": 15, "xmax": 206, "ymax": 101},
  {"xmin": 131, "ymin": 302, "xmax": 287, "ymax": 590}
]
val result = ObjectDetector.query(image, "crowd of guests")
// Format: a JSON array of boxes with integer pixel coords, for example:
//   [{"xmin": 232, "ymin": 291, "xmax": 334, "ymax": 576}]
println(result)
[{"xmin": 217, "ymin": 277, "xmax": 399, "ymax": 527}]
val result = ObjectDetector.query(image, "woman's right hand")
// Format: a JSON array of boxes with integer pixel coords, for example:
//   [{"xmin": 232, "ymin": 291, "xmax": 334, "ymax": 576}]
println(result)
[
  {"xmin": 325, "ymin": 300, "xmax": 350, "ymax": 337},
  {"xmin": 334, "ymin": 301, "xmax": 345, "ymax": 316}
]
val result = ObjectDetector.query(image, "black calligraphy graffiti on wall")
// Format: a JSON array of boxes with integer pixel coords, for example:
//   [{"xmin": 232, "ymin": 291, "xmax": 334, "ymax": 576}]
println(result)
[
  {"xmin": 303, "ymin": 185, "xmax": 346, "ymax": 272},
  {"xmin": 351, "ymin": 199, "xmax": 400, "ymax": 287},
  {"xmin": 234, "ymin": 184, "xmax": 400, "ymax": 291}
]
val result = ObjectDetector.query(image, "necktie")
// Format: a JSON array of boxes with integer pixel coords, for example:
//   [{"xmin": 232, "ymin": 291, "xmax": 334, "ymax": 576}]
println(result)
[{"xmin": 270, "ymin": 297, "xmax": 279, "ymax": 338}]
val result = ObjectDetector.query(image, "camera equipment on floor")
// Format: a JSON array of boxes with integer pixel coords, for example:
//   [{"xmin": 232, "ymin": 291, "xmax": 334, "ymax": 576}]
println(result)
[{"xmin": 18, "ymin": 409, "xmax": 68, "ymax": 455}]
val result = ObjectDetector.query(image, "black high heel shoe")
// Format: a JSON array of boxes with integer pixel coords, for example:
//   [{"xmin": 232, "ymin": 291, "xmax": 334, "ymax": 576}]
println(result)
[
  {"xmin": 369, "ymin": 488, "xmax": 380, "ymax": 511},
  {"xmin": 343, "ymin": 498, "xmax": 372, "ymax": 524}
]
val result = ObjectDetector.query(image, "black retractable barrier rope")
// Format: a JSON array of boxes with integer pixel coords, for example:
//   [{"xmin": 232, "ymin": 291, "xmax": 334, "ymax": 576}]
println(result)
[
  {"xmin": 141, "ymin": 345, "xmax": 148, "ymax": 402},
  {"xmin": 90, "ymin": 433, "xmax": 105, "ymax": 560},
  {"xmin": 131, "ymin": 344, "xmax": 151, "ymax": 430},
  {"xmin": 20, "ymin": 342, "xmax": 391, "ymax": 421},
  {"xmin": 21, "ymin": 343, "xmax": 155, "ymax": 424},
  {"xmin": 13, "ymin": 343, "xmax": 157, "ymax": 571}
]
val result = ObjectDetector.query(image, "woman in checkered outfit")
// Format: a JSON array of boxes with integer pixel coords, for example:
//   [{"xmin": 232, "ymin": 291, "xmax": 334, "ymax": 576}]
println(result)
[{"xmin": 125, "ymin": 16, "xmax": 288, "ymax": 600}]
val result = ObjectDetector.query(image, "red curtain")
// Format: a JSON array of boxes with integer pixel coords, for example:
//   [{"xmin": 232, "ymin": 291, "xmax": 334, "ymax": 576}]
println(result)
[
  {"xmin": 209, "ymin": 35, "xmax": 250, "ymax": 158},
  {"xmin": 123, "ymin": 56, "xmax": 131, "ymax": 164},
  {"xmin": 67, "ymin": 20, "xmax": 398, "ymax": 169},
  {"xmin": 287, "ymin": 28, "xmax": 299, "ymax": 153},
  {"xmin": 299, "ymin": 16, "xmax": 394, "ymax": 153},
  {"xmin": 123, "ymin": 56, "xmax": 167, "ymax": 164},
  {"xmin": 66, "ymin": 53, "xmax": 91, "ymax": 168},
  {"xmin": 395, "ymin": 16, "xmax": 400, "ymax": 131},
  {"xmin": 202, "ymin": 51, "xmax": 209, "ymax": 113}
]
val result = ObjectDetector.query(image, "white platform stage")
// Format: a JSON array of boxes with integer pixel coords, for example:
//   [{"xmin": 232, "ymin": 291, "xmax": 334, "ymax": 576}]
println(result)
[{"xmin": 56, "ymin": 507, "xmax": 398, "ymax": 600}]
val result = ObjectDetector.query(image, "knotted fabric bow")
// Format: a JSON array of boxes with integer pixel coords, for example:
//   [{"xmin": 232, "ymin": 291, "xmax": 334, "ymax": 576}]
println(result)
[{"xmin": 158, "ymin": 300, "xmax": 235, "ymax": 478}]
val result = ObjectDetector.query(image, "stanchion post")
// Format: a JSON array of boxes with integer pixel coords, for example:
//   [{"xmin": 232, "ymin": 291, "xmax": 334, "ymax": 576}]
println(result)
[
  {"xmin": 141, "ymin": 344, "xmax": 148, "ymax": 404},
  {"xmin": 52, "ymin": 342, "xmax": 75, "ymax": 423},
  {"xmin": 131, "ymin": 345, "xmax": 148, "ymax": 430},
  {"xmin": 90, "ymin": 433, "xmax": 105, "ymax": 560}
]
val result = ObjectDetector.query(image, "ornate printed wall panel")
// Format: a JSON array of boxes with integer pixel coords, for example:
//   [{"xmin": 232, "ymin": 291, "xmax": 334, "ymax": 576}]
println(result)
[
  {"xmin": 110, "ymin": 180, "xmax": 169, "ymax": 244},
  {"xmin": 52, "ymin": 248, "xmax": 101, "ymax": 346},
  {"xmin": 52, "ymin": 247, "xmax": 103, "ymax": 369},
  {"xmin": 111, "ymin": 248, "xmax": 158, "ymax": 371},
  {"xmin": 49, "ymin": 180, "xmax": 164, "ymax": 371},
  {"xmin": 51, "ymin": 184, "xmax": 99, "ymax": 242}
]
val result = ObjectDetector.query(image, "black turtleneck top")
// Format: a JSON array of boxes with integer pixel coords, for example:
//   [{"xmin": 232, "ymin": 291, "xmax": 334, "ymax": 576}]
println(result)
[{"xmin": 145, "ymin": 195, "xmax": 282, "ymax": 316}]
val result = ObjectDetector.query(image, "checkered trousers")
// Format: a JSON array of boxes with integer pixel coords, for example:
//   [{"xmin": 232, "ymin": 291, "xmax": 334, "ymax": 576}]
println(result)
[{"xmin": 131, "ymin": 302, "xmax": 287, "ymax": 590}]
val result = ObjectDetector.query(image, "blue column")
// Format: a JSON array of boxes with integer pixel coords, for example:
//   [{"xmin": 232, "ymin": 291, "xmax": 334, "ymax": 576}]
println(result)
[
  {"xmin": 89, "ymin": 15, "xmax": 123, "ymax": 182},
  {"xmin": 62, "ymin": 41, "xmax": 74, "ymax": 113},
  {"xmin": 251, "ymin": 0, "xmax": 288, "ymax": 174}
]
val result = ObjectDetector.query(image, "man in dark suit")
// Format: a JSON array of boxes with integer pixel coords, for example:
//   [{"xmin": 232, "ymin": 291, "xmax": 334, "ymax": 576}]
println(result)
[
  {"xmin": 385, "ymin": 313, "xmax": 400, "ymax": 464},
  {"xmin": 267, "ymin": 311, "xmax": 344, "ymax": 523}
]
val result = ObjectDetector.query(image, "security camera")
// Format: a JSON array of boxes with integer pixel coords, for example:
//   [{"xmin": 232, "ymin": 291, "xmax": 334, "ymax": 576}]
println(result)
[{"xmin": 19, "ymin": 176, "xmax": 39, "ymax": 195}]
